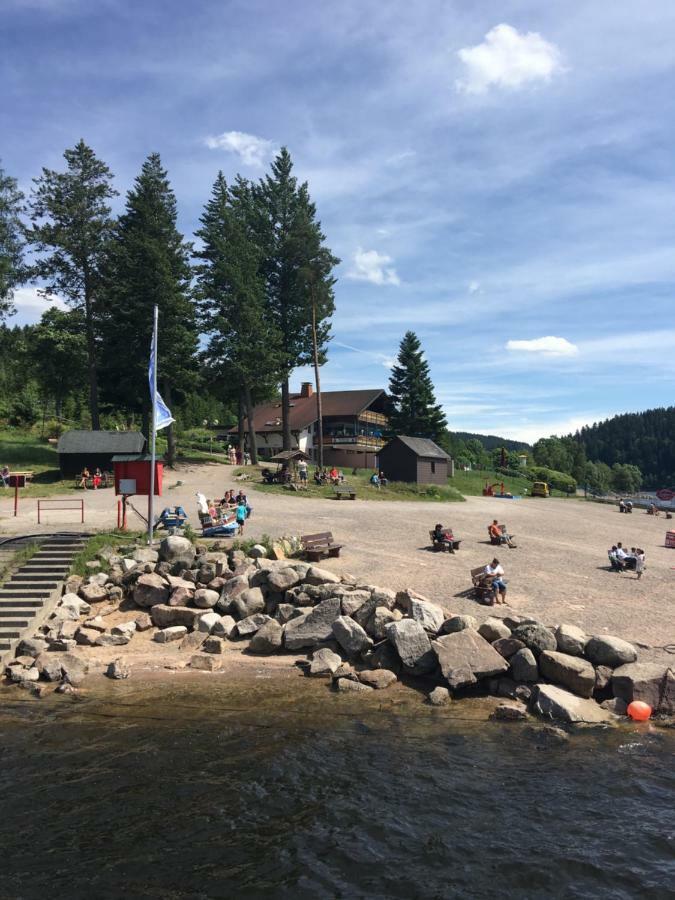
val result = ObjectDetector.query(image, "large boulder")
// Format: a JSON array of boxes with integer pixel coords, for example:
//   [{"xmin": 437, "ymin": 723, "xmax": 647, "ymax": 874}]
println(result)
[
  {"xmin": 218, "ymin": 575, "xmax": 250, "ymax": 602},
  {"xmin": 212, "ymin": 615, "xmax": 237, "ymax": 639},
  {"xmin": 478, "ymin": 617, "xmax": 511, "ymax": 643},
  {"xmin": 428, "ymin": 686, "xmax": 451, "ymax": 707},
  {"xmin": 197, "ymin": 612, "xmax": 222, "ymax": 634},
  {"xmin": 236, "ymin": 613, "xmax": 272, "ymax": 637},
  {"xmin": 359, "ymin": 669, "xmax": 397, "ymax": 690},
  {"xmin": 16, "ymin": 637, "xmax": 48, "ymax": 658},
  {"xmin": 249, "ymin": 619, "xmax": 284, "ymax": 654},
  {"xmin": 512, "ymin": 623, "xmax": 557, "ymax": 658},
  {"xmin": 193, "ymin": 588, "xmax": 219, "ymax": 610},
  {"xmin": 492, "ymin": 637, "xmax": 526, "ymax": 659},
  {"xmin": 169, "ymin": 586, "xmax": 194, "ymax": 607},
  {"xmin": 150, "ymin": 604, "xmax": 202, "ymax": 630},
  {"xmin": 341, "ymin": 590, "xmax": 372, "ymax": 617},
  {"xmin": 432, "ymin": 629, "xmax": 509, "ymax": 690},
  {"xmin": 368, "ymin": 640, "xmax": 402, "ymax": 674},
  {"xmin": 158, "ymin": 535, "xmax": 195, "ymax": 567},
  {"xmin": 612, "ymin": 663, "xmax": 675, "ymax": 715},
  {"xmin": 440, "ymin": 615, "xmax": 478, "ymax": 635},
  {"xmin": 60, "ymin": 653, "xmax": 89, "ymax": 686},
  {"xmin": 309, "ymin": 648, "xmax": 343, "ymax": 677},
  {"xmin": 532, "ymin": 684, "xmax": 614, "ymax": 724},
  {"xmin": 305, "ymin": 566, "xmax": 341, "ymax": 586},
  {"xmin": 539, "ymin": 650, "xmax": 596, "ymax": 698},
  {"xmin": 510, "ymin": 648, "xmax": 538, "ymax": 682},
  {"xmin": 267, "ymin": 567, "xmax": 302, "ymax": 592},
  {"xmin": 231, "ymin": 587, "xmax": 265, "ymax": 620},
  {"xmin": 332, "ymin": 616, "xmax": 373, "ymax": 658},
  {"xmin": 385, "ymin": 620, "xmax": 436, "ymax": 676},
  {"xmin": 35, "ymin": 653, "xmax": 64, "ymax": 682},
  {"xmin": 133, "ymin": 547, "xmax": 159, "ymax": 564},
  {"xmin": 368, "ymin": 607, "xmax": 399, "ymax": 641},
  {"xmin": 154, "ymin": 626, "xmax": 188, "ymax": 643},
  {"xmin": 284, "ymin": 597, "xmax": 342, "ymax": 651},
  {"xmin": 335, "ymin": 678, "xmax": 374, "ymax": 694},
  {"xmin": 60, "ymin": 593, "xmax": 91, "ymax": 616},
  {"xmin": 134, "ymin": 573, "xmax": 170, "ymax": 608},
  {"xmin": 405, "ymin": 598, "xmax": 445, "ymax": 635},
  {"xmin": 79, "ymin": 583, "xmax": 109, "ymax": 604},
  {"xmin": 555, "ymin": 624, "xmax": 589, "ymax": 657},
  {"xmin": 584, "ymin": 636, "xmax": 637, "ymax": 668}
]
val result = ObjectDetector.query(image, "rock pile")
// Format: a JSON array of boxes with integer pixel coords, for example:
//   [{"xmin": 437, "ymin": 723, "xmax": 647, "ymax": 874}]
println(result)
[{"xmin": 4, "ymin": 535, "xmax": 674, "ymax": 726}]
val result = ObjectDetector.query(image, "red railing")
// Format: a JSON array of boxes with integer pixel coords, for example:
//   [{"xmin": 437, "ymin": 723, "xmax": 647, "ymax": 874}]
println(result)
[{"xmin": 37, "ymin": 499, "xmax": 85, "ymax": 524}]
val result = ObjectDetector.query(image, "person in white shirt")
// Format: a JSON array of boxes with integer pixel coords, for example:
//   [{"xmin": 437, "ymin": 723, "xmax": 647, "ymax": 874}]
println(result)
[
  {"xmin": 484, "ymin": 558, "xmax": 507, "ymax": 604},
  {"xmin": 615, "ymin": 543, "xmax": 628, "ymax": 560}
]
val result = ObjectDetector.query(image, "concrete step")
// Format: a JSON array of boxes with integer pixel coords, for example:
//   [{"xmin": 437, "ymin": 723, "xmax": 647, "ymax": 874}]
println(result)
[
  {"xmin": 0, "ymin": 620, "xmax": 30, "ymax": 630},
  {"xmin": 0, "ymin": 608, "xmax": 39, "ymax": 617},
  {"xmin": 0, "ymin": 600, "xmax": 43, "ymax": 609},
  {"xmin": 10, "ymin": 574, "xmax": 60, "ymax": 583},
  {"xmin": 0, "ymin": 590, "xmax": 53, "ymax": 599},
  {"xmin": 0, "ymin": 630, "xmax": 22, "ymax": 640}
]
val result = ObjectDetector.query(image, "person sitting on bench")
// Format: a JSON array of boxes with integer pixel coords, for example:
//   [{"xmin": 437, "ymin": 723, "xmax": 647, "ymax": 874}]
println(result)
[
  {"xmin": 433, "ymin": 523, "xmax": 456, "ymax": 552},
  {"xmin": 370, "ymin": 472, "xmax": 381, "ymax": 489},
  {"xmin": 484, "ymin": 558, "xmax": 507, "ymax": 605},
  {"xmin": 79, "ymin": 467, "xmax": 90, "ymax": 489},
  {"xmin": 489, "ymin": 520, "xmax": 515, "ymax": 548}
]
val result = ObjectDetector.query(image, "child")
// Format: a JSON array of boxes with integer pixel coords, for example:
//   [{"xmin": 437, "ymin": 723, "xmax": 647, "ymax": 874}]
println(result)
[
  {"xmin": 635, "ymin": 549, "xmax": 645, "ymax": 580},
  {"xmin": 236, "ymin": 501, "xmax": 247, "ymax": 535}
]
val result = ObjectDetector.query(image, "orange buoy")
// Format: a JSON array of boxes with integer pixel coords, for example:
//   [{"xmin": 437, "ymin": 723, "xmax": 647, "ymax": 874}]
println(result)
[{"xmin": 627, "ymin": 700, "xmax": 652, "ymax": 721}]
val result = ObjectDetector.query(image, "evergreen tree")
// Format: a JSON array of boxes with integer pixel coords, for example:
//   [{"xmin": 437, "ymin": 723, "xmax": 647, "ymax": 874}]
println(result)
[
  {"xmin": 101, "ymin": 153, "xmax": 197, "ymax": 464},
  {"xmin": 27, "ymin": 140, "xmax": 117, "ymax": 428},
  {"xmin": 388, "ymin": 331, "xmax": 447, "ymax": 440},
  {"xmin": 31, "ymin": 307, "xmax": 88, "ymax": 418},
  {"xmin": 195, "ymin": 172, "xmax": 282, "ymax": 464},
  {"xmin": 0, "ymin": 161, "xmax": 25, "ymax": 320},
  {"xmin": 253, "ymin": 148, "xmax": 338, "ymax": 450}
]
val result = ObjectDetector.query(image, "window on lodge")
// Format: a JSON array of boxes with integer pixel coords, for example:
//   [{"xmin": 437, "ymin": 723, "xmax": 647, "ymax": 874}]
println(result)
[{"xmin": 431, "ymin": 461, "xmax": 436, "ymax": 474}]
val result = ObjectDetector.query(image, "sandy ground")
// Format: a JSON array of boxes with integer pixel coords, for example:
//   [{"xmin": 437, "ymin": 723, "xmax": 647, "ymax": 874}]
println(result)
[{"xmin": 1, "ymin": 461, "xmax": 674, "ymax": 665}]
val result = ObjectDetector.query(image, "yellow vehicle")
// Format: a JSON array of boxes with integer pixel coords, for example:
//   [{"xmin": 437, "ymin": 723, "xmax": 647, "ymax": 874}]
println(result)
[{"xmin": 532, "ymin": 481, "xmax": 550, "ymax": 497}]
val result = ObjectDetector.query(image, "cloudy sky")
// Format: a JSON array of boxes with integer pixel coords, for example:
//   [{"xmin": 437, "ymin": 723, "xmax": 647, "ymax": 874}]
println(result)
[{"xmin": 3, "ymin": 0, "xmax": 674, "ymax": 442}]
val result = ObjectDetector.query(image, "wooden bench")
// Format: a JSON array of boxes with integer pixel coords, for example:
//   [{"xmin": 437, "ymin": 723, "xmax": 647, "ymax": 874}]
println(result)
[
  {"xmin": 74, "ymin": 472, "xmax": 112, "ymax": 489},
  {"xmin": 334, "ymin": 486, "xmax": 356, "ymax": 500},
  {"xmin": 429, "ymin": 530, "xmax": 461, "ymax": 553},
  {"xmin": 471, "ymin": 565, "xmax": 496, "ymax": 604},
  {"xmin": 301, "ymin": 531, "xmax": 343, "ymax": 561}
]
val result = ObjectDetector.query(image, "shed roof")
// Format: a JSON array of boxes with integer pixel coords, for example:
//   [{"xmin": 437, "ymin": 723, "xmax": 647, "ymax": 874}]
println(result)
[
  {"xmin": 230, "ymin": 389, "xmax": 386, "ymax": 434},
  {"xmin": 384, "ymin": 436, "xmax": 450, "ymax": 460},
  {"xmin": 269, "ymin": 450, "xmax": 310, "ymax": 462},
  {"xmin": 58, "ymin": 430, "xmax": 146, "ymax": 455}
]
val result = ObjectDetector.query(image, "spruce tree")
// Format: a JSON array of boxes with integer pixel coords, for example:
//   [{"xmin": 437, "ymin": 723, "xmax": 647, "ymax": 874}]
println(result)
[
  {"xmin": 195, "ymin": 172, "xmax": 282, "ymax": 465},
  {"xmin": 0, "ymin": 161, "xmax": 25, "ymax": 320},
  {"xmin": 254, "ymin": 149, "xmax": 338, "ymax": 450},
  {"xmin": 388, "ymin": 331, "xmax": 447, "ymax": 440},
  {"xmin": 101, "ymin": 153, "xmax": 197, "ymax": 464},
  {"xmin": 31, "ymin": 307, "xmax": 88, "ymax": 418},
  {"xmin": 27, "ymin": 140, "xmax": 117, "ymax": 429}
]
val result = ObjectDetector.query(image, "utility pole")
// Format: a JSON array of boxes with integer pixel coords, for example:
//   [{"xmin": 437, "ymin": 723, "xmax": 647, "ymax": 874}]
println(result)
[{"xmin": 310, "ymin": 285, "xmax": 324, "ymax": 469}]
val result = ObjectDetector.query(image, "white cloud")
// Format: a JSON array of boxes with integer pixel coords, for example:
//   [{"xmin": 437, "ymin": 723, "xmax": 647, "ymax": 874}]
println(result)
[
  {"xmin": 13, "ymin": 287, "xmax": 67, "ymax": 313},
  {"xmin": 506, "ymin": 336, "xmax": 578, "ymax": 357},
  {"xmin": 468, "ymin": 280, "xmax": 481, "ymax": 294},
  {"xmin": 347, "ymin": 248, "xmax": 400, "ymax": 286},
  {"xmin": 204, "ymin": 130, "xmax": 275, "ymax": 167},
  {"xmin": 456, "ymin": 24, "xmax": 563, "ymax": 95}
]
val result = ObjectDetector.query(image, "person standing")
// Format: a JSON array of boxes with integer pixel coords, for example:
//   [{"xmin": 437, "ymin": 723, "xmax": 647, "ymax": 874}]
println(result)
[
  {"xmin": 236, "ymin": 500, "xmax": 247, "ymax": 535},
  {"xmin": 635, "ymin": 549, "xmax": 645, "ymax": 580},
  {"xmin": 298, "ymin": 458, "xmax": 308, "ymax": 484},
  {"xmin": 1, "ymin": 465, "xmax": 9, "ymax": 488}
]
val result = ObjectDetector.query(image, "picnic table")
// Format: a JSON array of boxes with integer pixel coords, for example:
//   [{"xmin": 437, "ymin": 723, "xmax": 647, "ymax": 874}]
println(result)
[{"xmin": 334, "ymin": 485, "xmax": 356, "ymax": 500}]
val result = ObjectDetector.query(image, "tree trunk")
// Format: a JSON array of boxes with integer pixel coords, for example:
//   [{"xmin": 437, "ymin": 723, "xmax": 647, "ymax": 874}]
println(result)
[
  {"xmin": 164, "ymin": 380, "xmax": 176, "ymax": 467},
  {"xmin": 237, "ymin": 391, "xmax": 246, "ymax": 460},
  {"xmin": 311, "ymin": 296, "xmax": 324, "ymax": 468},
  {"xmin": 84, "ymin": 298, "xmax": 100, "ymax": 429},
  {"xmin": 243, "ymin": 384, "xmax": 258, "ymax": 466},
  {"xmin": 281, "ymin": 377, "xmax": 292, "ymax": 450}
]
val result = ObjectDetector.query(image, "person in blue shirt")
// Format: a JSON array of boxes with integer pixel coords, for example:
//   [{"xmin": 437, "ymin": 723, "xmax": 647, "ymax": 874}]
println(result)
[{"xmin": 236, "ymin": 502, "xmax": 247, "ymax": 535}]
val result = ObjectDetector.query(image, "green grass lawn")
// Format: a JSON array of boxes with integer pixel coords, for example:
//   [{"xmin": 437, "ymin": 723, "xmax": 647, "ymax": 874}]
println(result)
[
  {"xmin": 450, "ymin": 467, "xmax": 574, "ymax": 499},
  {"xmin": 0, "ymin": 430, "xmax": 76, "ymax": 498},
  {"xmin": 244, "ymin": 465, "xmax": 465, "ymax": 503}
]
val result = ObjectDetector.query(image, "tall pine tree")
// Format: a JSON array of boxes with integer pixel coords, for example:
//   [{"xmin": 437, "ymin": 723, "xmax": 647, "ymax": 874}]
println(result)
[
  {"xmin": 27, "ymin": 140, "xmax": 117, "ymax": 429},
  {"xmin": 195, "ymin": 172, "xmax": 282, "ymax": 465},
  {"xmin": 388, "ymin": 331, "xmax": 447, "ymax": 440},
  {"xmin": 0, "ymin": 161, "xmax": 25, "ymax": 320},
  {"xmin": 101, "ymin": 153, "xmax": 197, "ymax": 464},
  {"xmin": 253, "ymin": 149, "xmax": 338, "ymax": 449}
]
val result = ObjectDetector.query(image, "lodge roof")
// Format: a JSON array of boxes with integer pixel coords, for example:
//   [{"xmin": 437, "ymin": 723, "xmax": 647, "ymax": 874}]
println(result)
[
  {"xmin": 58, "ymin": 430, "xmax": 146, "ymax": 455},
  {"xmin": 382, "ymin": 435, "xmax": 450, "ymax": 460},
  {"xmin": 233, "ymin": 389, "xmax": 386, "ymax": 434}
]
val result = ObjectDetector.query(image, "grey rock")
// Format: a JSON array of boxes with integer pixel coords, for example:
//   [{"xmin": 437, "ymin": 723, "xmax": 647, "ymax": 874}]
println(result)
[
  {"xmin": 111, "ymin": 621, "xmax": 137, "ymax": 640},
  {"xmin": 555, "ymin": 624, "xmax": 589, "ymax": 657},
  {"xmin": 385, "ymin": 620, "xmax": 436, "ymax": 675},
  {"xmin": 48, "ymin": 639, "xmax": 77, "ymax": 652},
  {"xmin": 510, "ymin": 648, "xmax": 538, "ymax": 682},
  {"xmin": 190, "ymin": 653, "xmax": 221, "ymax": 671},
  {"xmin": 428, "ymin": 686, "xmax": 451, "ymax": 706},
  {"xmin": 219, "ymin": 574, "xmax": 250, "ymax": 602},
  {"xmin": 232, "ymin": 587, "xmax": 265, "ymax": 620},
  {"xmin": 154, "ymin": 626, "xmax": 188, "ymax": 643},
  {"xmin": 406, "ymin": 598, "xmax": 445, "ymax": 634},
  {"xmin": 284, "ymin": 597, "xmax": 342, "ymax": 650},
  {"xmin": 150, "ymin": 604, "xmax": 203, "ymax": 630},
  {"xmin": 368, "ymin": 606, "xmax": 399, "ymax": 641},
  {"xmin": 249, "ymin": 619, "xmax": 284, "ymax": 654},
  {"xmin": 79, "ymin": 583, "xmax": 109, "ymax": 604},
  {"xmin": 83, "ymin": 615, "xmax": 107, "ymax": 633},
  {"xmin": 532, "ymin": 684, "xmax": 613, "ymax": 724},
  {"xmin": 601, "ymin": 697, "xmax": 628, "ymax": 716},
  {"xmin": 358, "ymin": 668, "xmax": 397, "ymax": 689},
  {"xmin": 75, "ymin": 626, "xmax": 101, "ymax": 646},
  {"xmin": 197, "ymin": 612, "xmax": 222, "ymax": 634},
  {"xmin": 332, "ymin": 662, "xmax": 358, "ymax": 681},
  {"xmin": 332, "ymin": 616, "xmax": 373, "ymax": 657},
  {"xmin": 309, "ymin": 647, "xmax": 343, "ymax": 677},
  {"xmin": 60, "ymin": 653, "xmax": 88, "ymax": 686},
  {"xmin": 180, "ymin": 631, "xmax": 206, "ymax": 651},
  {"xmin": 612, "ymin": 663, "xmax": 675, "ymax": 715},
  {"xmin": 133, "ymin": 573, "xmax": 170, "ymax": 608},
  {"xmin": 16, "ymin": 637, "xmax": 48, "ymax": 658},
  {"xmin": 340, "ymin": 590, "xmax": 372, "ymax": 617},
  {"xmin": 585, "ymin": 635, "xmax": 637, "ymax": 668},
  {"xmin": 236, "ymin": 613, "xmax": 272, "ymax": 637},
  {"xmin": 34, "ymin": 654, "xmax": 63, "ymax": 682},
  {"xmin": 267, "ymin": 567, "xmax": 302, "ymax": 592},
  {"xmin": 491, "ymin": 702, "xmax": 528, "ymax": 721},
  {"xmin": 492, "ymin": 637, "xmax": 526, "ymax": 659},
  {"xmin": 169, "ymin": 586, "xmax": 194, "ymax": 607},
  {"xmin": 202, "ymin": 635, "xmax": 225, "ymax": 654},
  {"xmin": 60, "ymin": 593, "xmax": 91, "ymax": 616},
  {"xmin": 368, "ymin": 640, "xmax": 402, "ymax": 674},
  {"xmin": 540, "ymin": 650, "xmax": 596, "ymax": 698},
  {"xmin": 478, "ymin": 617, "xmax": 511, "ymax": 643},
  {"xmin": 304, "ymin": 566, "xmax": 341, "ymax": 586},
  {"xmin": 158, "ymin": 535, "xmax": 195, "ymax": 566},
  {"xmin": 274, "ymin": 603, "xmax": 302, "ymax": 625},
  {"xmin": 335, "ymin": 678, "xmax": 374, "ymax": 693},
  {"xmin": 594, "ymin": 665, "xmax": 613, "ymax": 694},
  {"xmin": 106, "ymin": 658, "xmax": 130, "ymax": 679},
  {"xmin": 432, "ymin": 629, "xmax": 509, "ymax": 689},
  {"xmin": 212, "ymin": 615, "xmax": 237, "ymax": 639},
  {"xmin": 193, "ymin": 588, "xmax": 219, "ymax": 609},
  {"xmin": 134, "ymin": 613, "xmax": 153, "ymax": 631},
  {"xmin": 249, "ymin": 544, "xmax": 267, "ymax": 559},
  {"xmin": 95, "ymin": 633, "xmax": 131, "ymax": 647},
  {"xmin": 440, "ymin": 615, "xmax": 478, "ymax": 634},
  {"xmin": 512, "ymin": 623, "xmax": 557, "ymax": 658},
  {"xmin": 10, "ymin": 666, "xmax": 40, "ymax": 683}
]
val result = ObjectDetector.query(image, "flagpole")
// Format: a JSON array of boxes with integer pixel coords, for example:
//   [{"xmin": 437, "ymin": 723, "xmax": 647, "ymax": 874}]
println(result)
[{"xmin": 148, "ymin": 304, "xmax": 158, "ymax": 546}]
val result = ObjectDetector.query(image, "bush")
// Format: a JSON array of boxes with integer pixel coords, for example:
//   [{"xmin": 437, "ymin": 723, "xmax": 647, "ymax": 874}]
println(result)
[
  {"xmin": 30, "ymin": 419, "xmax": 66, "ymax": 439},
  {"xmin": 527, "ymin": 465, "xmax": 577, "ymax": 494}
]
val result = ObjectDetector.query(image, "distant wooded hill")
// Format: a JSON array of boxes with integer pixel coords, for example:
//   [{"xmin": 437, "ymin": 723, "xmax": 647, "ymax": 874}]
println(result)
[
  {"xmin": 452, "ymin": 432, "xmax": 531, "ymax": 452},
  {"xmin": 573, "ymin": 406, "xmax": 675, "ymax": 489}
]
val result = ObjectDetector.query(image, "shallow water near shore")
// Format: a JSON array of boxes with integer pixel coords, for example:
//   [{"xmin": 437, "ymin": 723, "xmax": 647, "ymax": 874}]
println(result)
[{"xmin": 1, "ymin": 674, "xmax": 674, "ymax": 899}]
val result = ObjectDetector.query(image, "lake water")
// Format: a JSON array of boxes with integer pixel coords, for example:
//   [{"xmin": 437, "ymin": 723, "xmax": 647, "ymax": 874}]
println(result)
[{"xmin": 1, "ymin": 675, "xmax": 674, "ymax": 899}]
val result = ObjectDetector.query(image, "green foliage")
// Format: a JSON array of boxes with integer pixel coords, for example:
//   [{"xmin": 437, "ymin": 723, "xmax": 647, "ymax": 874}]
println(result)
[
  {"xmin": 388, "ymin": 331, "xmax": 447, "ymax": 441},
  {"xmin": 451, "ymin": 431, "xmax": 531, "ymax": 453},
  {"xmin": 70, "ymin": 532, "xmax": 143, "ymax": 577},
  {"xmin": 528, "ymin": 465, "xmax": 577, "ymax": 494},
  {"xmin": 0, "ymin": 161, "xmax": 25, "ymax": 320},
  {"xmin": 31, "ymin": 306, "xmax": 88, "ymax": 415},
  {"xmin": 0, "ymin": 541, "xmax": 39, "ymax": 584},
  {"xmin": 610, "ymin": 462, "xmax": 642, "ymax": 494}
]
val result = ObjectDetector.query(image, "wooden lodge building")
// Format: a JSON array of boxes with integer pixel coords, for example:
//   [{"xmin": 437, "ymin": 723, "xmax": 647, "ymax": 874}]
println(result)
[
  {"xmin": 233, "ymin": 383, "xmax": 389, "ymax": 469},
  {"xmin": 378, "ymin": 436, "xmax": 453, "ymax": 485}
]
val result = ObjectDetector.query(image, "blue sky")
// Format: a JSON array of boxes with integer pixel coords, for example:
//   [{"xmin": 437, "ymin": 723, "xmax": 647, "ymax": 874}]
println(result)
[{"xmin": 3, "ymin": 0, "xmax": 675, "ymax": 442}]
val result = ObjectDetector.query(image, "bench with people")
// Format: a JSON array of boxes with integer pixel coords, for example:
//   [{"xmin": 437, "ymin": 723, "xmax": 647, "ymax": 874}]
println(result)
[
  {"xmin": 76, "ymin": 467, "xmax": 111, "ymax": 489},
  {"xmin": 618, "ymin": 498, "xmax": 633, "ymax": 514},
  {"xmin": 430, "ymin": 524, "xmax": 461, "ymax": 553},
  {"xmin": 471, "ymin": 559, "xmax": 508, "ymax": 605},
  {"xmin": 488, "ymin": 520, "xmax": 516, "ymax": 548},
  {"xmin": 195, "ymin": 490, "xmax": 250, "ymax": 537},
  {"xmin": 607, "ymin": 543, "xmax": 645, "ymax": 577}
]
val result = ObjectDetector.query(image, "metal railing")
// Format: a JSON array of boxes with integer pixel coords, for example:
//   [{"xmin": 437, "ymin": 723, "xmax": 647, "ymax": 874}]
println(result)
[{"xmin": 37, "ymin": 499, "xmax": 85, "ymax": 524}]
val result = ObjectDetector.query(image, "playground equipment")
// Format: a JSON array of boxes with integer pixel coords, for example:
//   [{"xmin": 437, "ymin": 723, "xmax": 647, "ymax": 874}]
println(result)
[{"xmin": 482, "ymin": 481, "xmax": 519, "ymax": 499}]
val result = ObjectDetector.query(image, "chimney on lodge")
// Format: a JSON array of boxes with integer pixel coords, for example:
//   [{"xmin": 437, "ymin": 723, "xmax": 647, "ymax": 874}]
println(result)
[{"xmin": 300, "ymin": 382, "xmax": 314, "ymax": 398}]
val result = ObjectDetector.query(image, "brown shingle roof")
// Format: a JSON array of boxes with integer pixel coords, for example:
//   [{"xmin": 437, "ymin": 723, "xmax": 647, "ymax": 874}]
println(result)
[{"xmin": 232, "ymin": 389, "xmax": 385, "ymax": 433}]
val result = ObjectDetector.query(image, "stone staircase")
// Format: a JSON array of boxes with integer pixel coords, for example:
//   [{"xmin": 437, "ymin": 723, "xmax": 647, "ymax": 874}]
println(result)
[{"xmin": 0, "ymin": 534, "xmax": 88, "ymax": 662}]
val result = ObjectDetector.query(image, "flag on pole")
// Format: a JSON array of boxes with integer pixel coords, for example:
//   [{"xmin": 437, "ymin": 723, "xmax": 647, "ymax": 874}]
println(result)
[{"xmin": 149, "ymin": 322, "xmax": 174, "ymax": 431}]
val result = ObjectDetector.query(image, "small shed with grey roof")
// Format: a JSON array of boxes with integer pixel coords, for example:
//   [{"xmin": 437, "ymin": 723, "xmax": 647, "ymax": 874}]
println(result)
[
  {"xmin": 378, "ymin": 436, "xmax": 453, "ymax": 485},
  {"xmin": 57, "ymin": 430, "xmax": 146, "ymax": 477}
]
